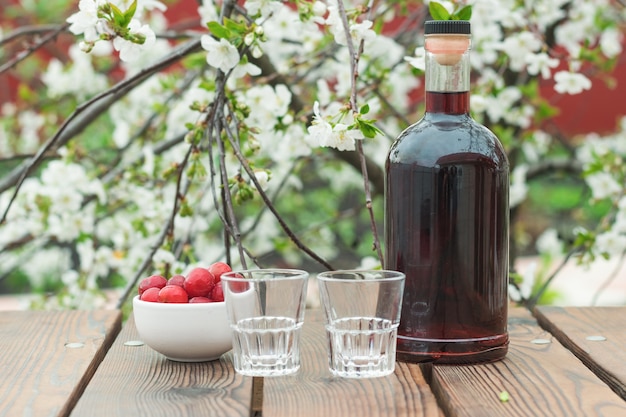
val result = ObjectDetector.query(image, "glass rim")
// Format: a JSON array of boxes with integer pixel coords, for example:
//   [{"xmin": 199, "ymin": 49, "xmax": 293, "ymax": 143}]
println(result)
[
  {"xmin": 316, "ymin": 269, "xmax": 405, "ymax": 282},
  {"xmin": 221, "ymin": 268, "xmax": 308, "ymax": 281}
]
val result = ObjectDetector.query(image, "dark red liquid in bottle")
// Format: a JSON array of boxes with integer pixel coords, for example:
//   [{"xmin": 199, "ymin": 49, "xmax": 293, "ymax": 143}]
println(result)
[{"xmin": 385, "ymin": 91, "xmax": 509, "ymax": 364}]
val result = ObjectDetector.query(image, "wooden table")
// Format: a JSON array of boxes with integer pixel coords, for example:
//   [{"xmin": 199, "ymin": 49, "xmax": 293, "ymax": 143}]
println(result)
[{"xmin": 2, "ymin": 306, "xmax": 625, "ymax": 417}]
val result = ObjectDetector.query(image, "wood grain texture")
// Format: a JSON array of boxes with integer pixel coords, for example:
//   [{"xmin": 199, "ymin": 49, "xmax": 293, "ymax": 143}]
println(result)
[
  {"xmin": 0, "ymin": 309, "xmax": 122, "ymax": 417},
  {"xmin": 534, "ymin": 306, "xmax": 626, "ymax": 400},
  {"xmin": 69, "ymin": 315, "xmax": 253, "ymax": 417},
  {"xmin": 262, "ymin": 309, "xmax": 442, "ymax": 417},
  {"xmin": 429, "ymin": 307, "xmax": 626, "ymax": 417}
]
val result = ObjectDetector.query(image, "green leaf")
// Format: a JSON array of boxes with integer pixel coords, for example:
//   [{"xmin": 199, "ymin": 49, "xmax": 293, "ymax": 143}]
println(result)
[
  {"xmin": 429, "ymin": 2, "xmax": 450, "ymax": 21},
  {"xmin": 123, "ymin": 0, "xmax": 138, "ymax": 27},
  {"xmin": 536, "ymin": 100, "xmax": 560, "ymax": 123},
  {"xmin": 357, "ymin": 119, "xmax": 381, "ymax": 139},
  {"xmin": 518, "ymin": 78, "xmax": 538, "ymax": 98},
  {"xmin": 108, "ymin": 3, "xmax": 127, "ymax": 27},
  {"xmin": 207, "ymin": 21, "xmax": 230, "ymax": 39},
  {"xmin": 179, "ymin": 201, "xmax": 194, "ymax": 217},
  {"xmin": 360, "ymin": 103, "xmax": 370, "ymax": 115},
  {"xmin": 223, "ymin": 17, "xmax": 247, "ymax": 35},
  {"xmin": 453, "ymin": 5, "xmax": 472, "ymax": 21}
]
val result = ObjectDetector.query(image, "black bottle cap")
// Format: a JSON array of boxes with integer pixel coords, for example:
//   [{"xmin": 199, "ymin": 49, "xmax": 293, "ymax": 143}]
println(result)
[{"xmin": 425, "ymin": 20, "xmax": 471, "ymax": 35}]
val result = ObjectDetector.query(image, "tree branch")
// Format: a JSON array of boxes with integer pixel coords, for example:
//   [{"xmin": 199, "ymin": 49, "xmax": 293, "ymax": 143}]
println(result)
[
  {"xmin": 0, "ymin": 38, "xmax": 203, "ymax": 224},
  {"xmin": 0, "ymin": 23, "xmax": 70, "ymax": 74}
]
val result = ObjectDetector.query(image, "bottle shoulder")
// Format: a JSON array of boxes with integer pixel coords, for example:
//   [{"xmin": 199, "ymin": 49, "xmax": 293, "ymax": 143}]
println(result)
[{"xmin": 387, "ymin": 113, "xmax": 509, "ymax": 169}]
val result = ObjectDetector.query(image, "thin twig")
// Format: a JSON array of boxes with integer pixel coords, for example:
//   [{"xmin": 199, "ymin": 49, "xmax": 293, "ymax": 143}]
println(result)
[
  {"xmin": 222, "ymin": 113, "xmax": 334, "ymax": 270},
  {"xmin": 0, "ymin": 24, "xmax": 67, "ymax": 46},
  {"xmin": 336, "ymin": 0, "xmax": 384, "ymax": 265},
  {"xmin": 115, "ymin": 146, "xmax": 194, "ymax": 308},
  {"xmin": 591, "ymin": 248, "xmax": 626, "ymax": 305},
  {"xmin": 526, "ymin": 248, "xmax": 579, "ymax": 308},
  {"xmin": 0, "ymin": 23, "xmax": 70, "ymax": 74}
]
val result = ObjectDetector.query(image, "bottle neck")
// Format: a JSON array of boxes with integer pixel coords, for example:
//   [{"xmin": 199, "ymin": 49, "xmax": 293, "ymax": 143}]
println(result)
[{"xmin": 424, "ymin": 34, "xmax": 471, "ymax": 114}]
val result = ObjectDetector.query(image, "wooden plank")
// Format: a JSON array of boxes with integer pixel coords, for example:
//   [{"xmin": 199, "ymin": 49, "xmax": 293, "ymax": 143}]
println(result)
[
  {"xmin": 0, "ymin": 309, "xmax": 122, "ymax": 417},
  {"xmin": 262, "ymin": 309, "xmax": 443, "ymax": 417},
  {"xmin": 69, "ymin": 315, "xmax": 253, "ymax": 417},
  {"xmin": 534, "ymin": 306, "xmax": 626, "ymax": 400},
  {"xmin": 428, "ymin": 307, "xmax": 626, "ymax": 417}
]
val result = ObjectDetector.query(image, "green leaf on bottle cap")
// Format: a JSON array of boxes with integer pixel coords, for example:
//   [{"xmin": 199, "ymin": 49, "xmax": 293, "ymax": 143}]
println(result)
[
  {"xmin": 429, "ymin": 1, "xmax": 472, "ymax": 21},
  {"xmin": 453, "ymin": 5, "xmax": 472, "ymax": 21},
  {"xmin": 429, "ymin": 2, "xmax": 450, "ymax": 21}
]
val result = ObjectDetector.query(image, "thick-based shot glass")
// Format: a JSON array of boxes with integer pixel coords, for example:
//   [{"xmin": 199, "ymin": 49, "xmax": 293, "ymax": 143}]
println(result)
[
  {"xmin": 317, "ymin": 270, "xmax": 405, "ymax": 378},
  {"xmin": 221, "ymin": 269, "xmax": 308, "ymax": 377}
]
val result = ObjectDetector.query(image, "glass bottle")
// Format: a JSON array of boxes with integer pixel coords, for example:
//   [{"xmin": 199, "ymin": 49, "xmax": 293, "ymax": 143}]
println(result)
[{"xmin": 384, "ymin": 20, "xmax": 509, "ymax": 364}]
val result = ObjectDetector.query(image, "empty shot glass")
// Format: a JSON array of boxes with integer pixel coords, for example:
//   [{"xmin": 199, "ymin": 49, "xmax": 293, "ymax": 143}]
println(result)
[
  {"xmin": 317, "ymin": 270, "xmax": 405, "ymax": 378},
  {"xmin": 221, "ymin": 269, "xmax": 308, "ymax": 377}
]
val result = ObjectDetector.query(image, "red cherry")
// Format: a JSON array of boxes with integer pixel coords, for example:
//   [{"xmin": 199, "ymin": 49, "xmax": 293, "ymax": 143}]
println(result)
[
  {"xmin": 138, "ymin": 275, "xmax": 167, "ymax": 296},
  {"xmin": 158, "ymin": 285, "xmax": 189, "ymax": 303},
  {"xmin": 167, "ymin": 274, "xmax": 186, "ymax": 287},
  {"xmin": 189, "ymin": 296, "xmax": 212, "ymax": 303},
  {"xmin": 210, "ymin": 281, "xmax": 224, "ymax": 302},
  {"xmin": 225, "ymin": 273, "xmax": 249, "ymax": 293},
  {"xmin": 140, "ymin": 287, "xmax": 160, "ymax": 302},
  {"xmin": 208, "ymin": 262, "xmax": 232, "ymax": 283},
  {"xmin": 184, "ymin": 267, "xmax": 216, "ymax": 298}
]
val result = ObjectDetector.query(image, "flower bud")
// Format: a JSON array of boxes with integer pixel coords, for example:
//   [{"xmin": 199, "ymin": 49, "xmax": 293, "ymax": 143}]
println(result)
[{"xmin": 244, "ymin": 32, "xmax": 255, "ymax": 46}]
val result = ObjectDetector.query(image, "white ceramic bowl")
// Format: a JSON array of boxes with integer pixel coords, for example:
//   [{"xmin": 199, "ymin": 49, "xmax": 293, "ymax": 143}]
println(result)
[{"xmin": 133, "ymin": 296, "xmax": 232, "ymax": 362}]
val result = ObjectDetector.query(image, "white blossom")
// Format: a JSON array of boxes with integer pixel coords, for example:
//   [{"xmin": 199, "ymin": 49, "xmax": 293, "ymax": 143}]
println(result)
[
  {"xmin": 260, "ymin": 5, "xmax": 322, "ymax": 68},
  {"xmin": 469, "ymin": 17, "xmax": 503, "ymax": 69},
  {"xmin": 198, "ymin": 0, "xmax": 219, "ymax": 24},
  {"xmin": 522, "ymin": 130, "xmax": 552, "ymax": 163},
  {"xmin": 332, "ymin": 19, "xmax": 376, "ymax": 47},
  {"xmin": 47, "ymin": 211, "xmax": 94, "ymax": 242},
  {"xmin": 17, "ymin": 110, "xmax": 45, "ymax": 154},
  {"xmin": 321, "ymin": 123, "xmax": 363, "ymax": 152},
  {"xmin": 525, "ymin": 52, "xmax": 559, "ymax": 79},
  {"xmin": 613, "ymin": 210, "xmax": 626, "ymax": 233},
  {"xmin": 306, "ymin": 101, "xmax": 333, "ymax": 148},
  {"xmin": 112, "ymin": 19, "xmax": 156, "ymax": 62},
  {"xmin": 48, "ymin": 188, "xmax": 84, "ymax": 214},
  {"xmin": 254, "ymin": 170, "xmax": 271, "ymax": 190},
  {"xmin": 536, "ymin": 228, "xmax": 563, "ymax": 258},
  {"xmin": 509, "ymin": 164, "xmax": 529, "ymax": 207},
  {"xmin": 312, "ymin": 1, "xmax": 327, "ymax": 18},
  {"xmin": 136, "ymin": 0, "xmax": 167, "ymax": 12},
  {"xmin": 576, "ymin": 134, "xmax": 611, "ymax": 165},
  {"xmin": 585, "ymin": 172, "xmax": 622, "ymax": 200},
  {"xmin": 527, "ymin": 0, "xmax": 568, "ymax": 31},
  {"xmin": 244, "ymin": 84, "xmax": 291, "ymax": 128},
  {"xmin": 42, "ymin": 44, "xmax": 108, "ymax": 99},
  {"xmin": 405, "ymin": 47, "xmax": 426, "ymax": 71},
  {"xmin": 595, "ymin": 230, "xmax": 626, "ymax": 256},
  {"xmin": 325, "ymin": 2, "xmax": 375, "ymax": 47},
  {"xmin": 201, "ymin": 36, "xmax": 240, "ymax": 72},
  {"xmin": 498, "ymin": 31, "xmax": 542, "ymax": 71},
  {"xmin": 485, "ymin": 87, "xmax": 522, "ymax": 123},
  {"xmin": 245, "ymin": 0, "xmax": 282, "ymax": 18},
  {"xmin": 153, "ymin": 248, "xmax": 177, "ymax": 266},
  {"xmin": 553, "ymin": 71, "xmax": 592, "ymax": 95},
  {"xmin": 600, "ymin": 27, "xmax": 623, "ymax": 58},
  {"xmin": 470, "ymin": 94, "xmax": 488, "ymax": 114},
  {"xmin": 66, "ymin": 0, "xmax": 105, "ymax": 42}
]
